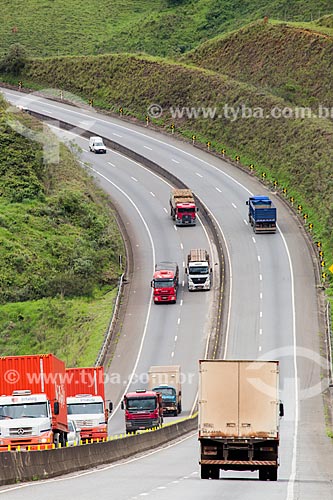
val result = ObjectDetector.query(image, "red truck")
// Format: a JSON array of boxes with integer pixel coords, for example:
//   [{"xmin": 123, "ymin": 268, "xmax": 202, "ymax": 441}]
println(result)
[
  {"xmin": 151, "ymin": 261, "xmax": 179, "ymax": 304},
  {"xmin": 0, "ymin": 354, "xmax": 68, "ymax": 450},
  {"xmin": 66, "ymin": 367, "xmax": 112, "ymax": 442},
  {"xmin": 170, "ymin": 188, "xmax": 198, "ymax": 226},
  {"xmin": 121, "ymin": 389, "xmax": 163, "ymax": 434}
]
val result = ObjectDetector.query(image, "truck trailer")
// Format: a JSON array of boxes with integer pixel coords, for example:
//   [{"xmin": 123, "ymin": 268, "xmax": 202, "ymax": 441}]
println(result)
[
  {"xmin": 148, "ymin": 365, "xmax": 182, "ymax": 416},
  {"xmin": 199, "ymin": 360, "xmax": 283, "ymax": 481},
  {"xmin": 169, "ymin": 188, "xmax": 198, "ymax": 226},
  {"xmin": 121, "ymin": 389, "xmax": 163, "ymax": 434},
  {"xmin": 151, "ymin": 261, "xmax": 179, "ymax": 303},
  {"xmin": 66, "ymin": 366, "xmax": 111, "ymax": 442},
  {"xmin": 0, "ymin": 354, "xmax": 68, "ymax": 450},
  {"xmin": 246, "ymin": 196, "xmax": 277, "ymax": 233},
  {"xmin": 185, "ymin": 249, "xmax": 212, "ymax": 291}
]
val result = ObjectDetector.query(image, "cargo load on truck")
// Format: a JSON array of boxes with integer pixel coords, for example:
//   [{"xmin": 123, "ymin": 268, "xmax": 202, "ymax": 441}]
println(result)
[
  {"xmin": 186, "ymin": 249, "xmax": 212, "ymax": 291},
  {"xmin": 199, "ymin": 360, "xmax": 284, "ymax": 481},
  {"xmin": 66, "ymin": 366, "xmax": 112, "ymax": 442},
  {"xmin": 148, "ymin": 365, "xmax": 182, "ymax": 416},
  {"xmin": 151, "ymin": 261, "xmax": 179, "ymax": 304},
  {"xmin": 0, "ymin": 354, "xmax": 68, "ymax": 450},
  {"xmin": 246, "ymin": 196, "xmax": 277, "ymax": 233},
  {"xmin": 170, "ymin": 188, "xmax": 198, "ymax": 226},
  {"xmin": 121, "ymin": 389, "xmax": 163, "ymax": 434}
]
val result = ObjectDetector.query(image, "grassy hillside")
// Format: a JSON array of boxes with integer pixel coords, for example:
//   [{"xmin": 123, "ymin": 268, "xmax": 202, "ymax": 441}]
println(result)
[
  {"xmin": 182, "ymin": 20, "xmax": 333, "ymax": 108},
  {"xmin": 11, "ymin": 53, "xmax": 333, "ymax": 271},
  {"xmin": 0, "ymin": 0, "xmax": 332, "ymax": 58},
  {"xmin": 0, "ymin": 95, "xmax": 124, "ymax": 364}
]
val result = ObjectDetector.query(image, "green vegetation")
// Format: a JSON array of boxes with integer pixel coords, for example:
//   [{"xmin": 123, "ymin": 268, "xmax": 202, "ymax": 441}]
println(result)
[
  {"xmin": 0, "ymin": 95, "xmax": 124, "ymax": 362},
  {"xmin": 0, "ymin": 0, "xmax": 332, "ymax": 58},
  {"xmin": 182, "ymin": 20, "xmax": 333, "ymax": 108},
  {"xmin": 0, "ymin": 291, "xmax": 117, "ymax": 367}
]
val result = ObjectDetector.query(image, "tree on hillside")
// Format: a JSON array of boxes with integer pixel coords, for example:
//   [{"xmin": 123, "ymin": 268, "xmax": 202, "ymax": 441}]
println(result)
[{"xmin": 0, "ymin": 43, "xmax": 28, "ymax": 75}]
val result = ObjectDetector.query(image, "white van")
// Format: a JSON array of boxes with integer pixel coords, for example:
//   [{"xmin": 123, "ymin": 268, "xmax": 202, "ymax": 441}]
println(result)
[{"xmin": 89, "ymin": 136, "xmax": 106, "ymax": 154}]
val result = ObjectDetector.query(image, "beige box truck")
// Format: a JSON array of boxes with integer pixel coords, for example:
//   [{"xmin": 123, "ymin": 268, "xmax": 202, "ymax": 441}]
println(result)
[
  {"xmin": 199, "ymin": 360, "xmax": 283, "ymax": 481},
  {"xmin": 148, "ymin": 366, "xmax": 182, "ymax": 416}
]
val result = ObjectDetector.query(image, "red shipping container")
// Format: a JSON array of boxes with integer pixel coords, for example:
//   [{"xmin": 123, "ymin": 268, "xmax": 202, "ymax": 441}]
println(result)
[{"xmin": 0, "ymin": 354, "xmax": 67, "ymax": 432}]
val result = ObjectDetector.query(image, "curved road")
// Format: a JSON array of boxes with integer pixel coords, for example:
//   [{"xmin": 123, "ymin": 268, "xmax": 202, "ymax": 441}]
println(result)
[{"xmin": 1, "ymin": 89, "xmax": 332, "ymax": 499}]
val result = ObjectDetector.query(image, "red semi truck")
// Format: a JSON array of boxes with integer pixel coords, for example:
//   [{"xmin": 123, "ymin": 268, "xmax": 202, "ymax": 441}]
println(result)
[
  {"xmin": 169, "ymin": 188, "xmax": 198, "ymax": 226},
  {"xmin": 66, "ymin": 366, "xmax": 112, "ymax": 442},
  {"xmin": 0, "ymin": 354, "xmax": 68, "ymax": 450},
  {"xmin": 121, "ymin": 389, "xmax": 163, "ymax": 434},
  {"xmin": 151, "ymin": 261, "xmax": 179, "ymax": 304}
]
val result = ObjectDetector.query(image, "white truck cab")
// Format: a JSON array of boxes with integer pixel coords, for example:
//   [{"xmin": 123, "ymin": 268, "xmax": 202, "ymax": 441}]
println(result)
[{"xmin": 89, "ymin": 136, "xmax": 106, "ymax": 154}]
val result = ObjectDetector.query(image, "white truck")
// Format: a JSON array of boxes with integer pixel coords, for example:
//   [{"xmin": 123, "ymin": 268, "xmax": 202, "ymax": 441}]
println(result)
[
  {"xmin": 199, "ymin": 360, "xmax": 284, "ymax": 481},
  {"xmin": 148, "ymin": 365, "xmax": 182, "ymax": 416},
  {"xmin": 185, "ymin": 249, "xmax": 212, "ymax": 291}
]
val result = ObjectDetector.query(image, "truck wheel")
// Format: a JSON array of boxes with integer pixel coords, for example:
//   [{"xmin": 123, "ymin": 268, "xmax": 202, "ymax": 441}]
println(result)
[
  {"xmin": 268, "ymin": 467, "xmax": 278, "ymax": 481},
  {"xmin": 259, "ymin": 467, "xmax": 269, "ymax": 481},
  {"xmin": 201, "ymin": 466, "xmax": 210, "ymax": 479},
  {"xmin": 211, "ymin": 468, "xmax": 219, "ymax": 480}
]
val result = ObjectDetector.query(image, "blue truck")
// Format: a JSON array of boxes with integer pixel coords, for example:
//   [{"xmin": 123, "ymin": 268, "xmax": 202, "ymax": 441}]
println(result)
[{"xmin": 246, "ymin": 196, "xmax": 277, "ymax": 233}]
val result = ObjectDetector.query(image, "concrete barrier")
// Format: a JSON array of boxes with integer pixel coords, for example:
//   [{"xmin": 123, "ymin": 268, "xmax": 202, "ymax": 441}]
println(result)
[{"xmin": 0, "ymin": 415, "xmax": 197, "ymax": 485}]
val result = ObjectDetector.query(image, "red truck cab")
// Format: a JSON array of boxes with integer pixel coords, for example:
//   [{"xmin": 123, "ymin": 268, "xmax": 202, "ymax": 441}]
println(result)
[
  {"xmin": 151, "ymin": 261, "xmax": 179, "ymax": 304},
  {"xmin": 121, "ymin": 390, "xmax": 163, "ymax": 434}
]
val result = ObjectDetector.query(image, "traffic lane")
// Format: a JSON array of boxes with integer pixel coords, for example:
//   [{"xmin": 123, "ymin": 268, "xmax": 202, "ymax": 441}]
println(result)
[
  {"xmin": 83, "ymin": 154, "xmax": 212, "ymax": 427},
  {"xmin": 0, "ymin": 435, "xmax": 290, "ymax": 500},
  {"xmin": 277, "ymin": 213, "xmax": 333, "ymax": 497}
]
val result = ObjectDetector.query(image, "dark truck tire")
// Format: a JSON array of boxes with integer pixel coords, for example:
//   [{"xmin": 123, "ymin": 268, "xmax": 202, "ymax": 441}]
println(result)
[
  {"xmin": 201, "ymin": 466, "xmax": 210, "ymax": 479},
  {"xmin": 268, "ymin": 467, "xmax": 278, "ymax": 481},
  {"xmin": 201, "ymin": 466, "xmax": 219, "ymax": 480}
]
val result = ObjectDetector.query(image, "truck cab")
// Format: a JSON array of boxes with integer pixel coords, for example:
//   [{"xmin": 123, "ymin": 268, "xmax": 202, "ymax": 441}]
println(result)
[
  {"xmin": 0, "ymin": 391, "xmax": 58, "ymax": 450},
  {"xmin": 186, "ymin": 249, "xmax": 212, "ymax": 291},
  {"xmin": 151, "ymin": 262, "xmax": 179, "ymax": 303},
  {"xmin": 67, "ymin": 394, "xmax": 108, "ymax": 441},
  {"xmin": 121, "ymin": 390, "xmax": 163, "ymax": 434}
]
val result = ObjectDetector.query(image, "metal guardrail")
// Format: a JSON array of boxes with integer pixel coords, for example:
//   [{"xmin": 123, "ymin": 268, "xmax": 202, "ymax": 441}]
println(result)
[{"xmin": 95, "ymin": 273, "xmax": 125, "ymax": 367}]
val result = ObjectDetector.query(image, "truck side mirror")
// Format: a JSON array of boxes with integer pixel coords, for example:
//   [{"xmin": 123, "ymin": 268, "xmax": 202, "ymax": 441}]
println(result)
[
  {"xmin": 54, "ymin": 401, "xmax": 59, "ymax": 415},
  {"xmin": 185, "ymin": 268, "xmax": 187, "ymax": 274},
  {"xmin": 279, "ymin": 402, "xmax": 284, "ymax": 417},
  {"xmin": 246, "ymin": 200, "xmax": 249, "ymax": 205},
  {"xmin": 179, "ymin": 390, "xmax": 182, "ymax": 396},
  {"xmin": 109, "ymin": 402, "xmax": 113, "ymax": 413},
  {"xmin": 210, "ymin": 268, "xmax": 212, "ymax": 273},
  {"xmin": 121, "ymin": 401, "xmax": 125, "ymax": 410},
  {"xmin": 196, "ymin": 207, "xmax": 199, "ymax": 212},
  {"xmin": 150, "ymin": 280, "xmax": 153, "ymax": 288}
]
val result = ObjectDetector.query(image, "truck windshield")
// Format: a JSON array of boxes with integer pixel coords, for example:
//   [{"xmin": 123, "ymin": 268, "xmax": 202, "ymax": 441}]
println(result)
[
  {"xmin": 178, "ymin": 207, "xmax": 194, "ymax": 213},
  {"xmin": 0, "ymin": 402, "xmax": 48, "ymax": 419},
  {"xmin": 126, "ymin": 397, "xmax": 156, "ymax": 411},
  {"xmin": 153, "ymin": 387, "xmax": 175, "ymax": 397},
  {"xmin": 67, "ymin": 403, "xmax": 104, "ymax": 415},
  {"xmin": 154, "ymin": 279, "xmax": 173, "ymax": 288},
  {"xmin": 189, "ymin": 266, "xmax": 209, "ymax": 274}
]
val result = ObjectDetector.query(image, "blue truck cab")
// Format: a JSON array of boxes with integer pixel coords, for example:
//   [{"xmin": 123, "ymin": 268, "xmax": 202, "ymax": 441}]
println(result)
[{"xmin": 246, "ymin": 196, "xmax": 277, "ymax": 233}]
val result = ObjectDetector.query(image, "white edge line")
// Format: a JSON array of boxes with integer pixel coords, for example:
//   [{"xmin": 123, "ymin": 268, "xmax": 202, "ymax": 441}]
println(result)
[{"xmin": 0, "ymin": 433, "xmax": 196, "ymax": 492}]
